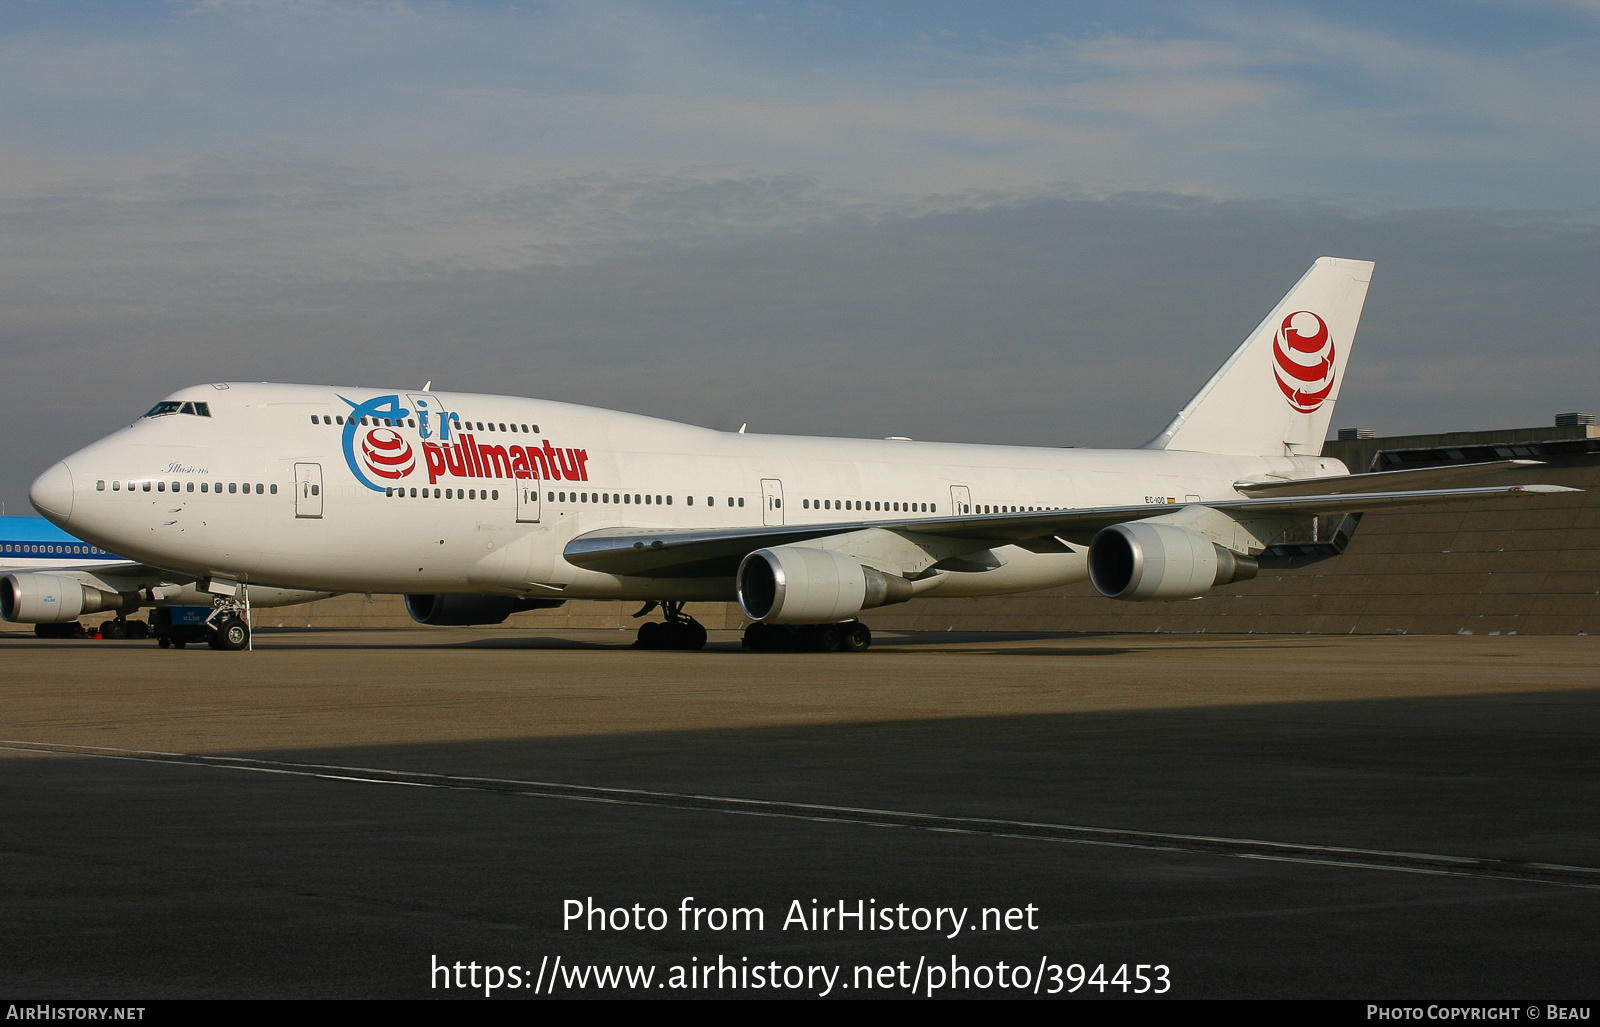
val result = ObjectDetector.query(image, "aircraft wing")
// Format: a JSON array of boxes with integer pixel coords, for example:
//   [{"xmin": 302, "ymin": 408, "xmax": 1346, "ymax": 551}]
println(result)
[
  {"xmin": 11, "ymin": 562, "xmax": 200, "ymax": 596},
  {"xmin": 564, "ymin": 483, "xmax": 1579, "ymax": 578},
  {"xmin": 1233, "ymin": 459, "xmax": 1545, "ymax": 498},
  {"xmin": 19, "ymin": 559, "xmax": 146, "ymax": 576}
]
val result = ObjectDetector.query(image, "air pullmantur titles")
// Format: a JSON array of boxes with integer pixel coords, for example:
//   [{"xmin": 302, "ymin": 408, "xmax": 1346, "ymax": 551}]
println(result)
[{"xmin": 564, "ymin": 897, "xmax": 1040, "ymax": 941}]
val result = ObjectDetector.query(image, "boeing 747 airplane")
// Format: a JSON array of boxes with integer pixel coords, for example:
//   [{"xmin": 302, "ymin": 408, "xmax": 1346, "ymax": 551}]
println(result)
[{"xmin": 17, "ymin": 258, "xmax": 1576, "ymax": 651}]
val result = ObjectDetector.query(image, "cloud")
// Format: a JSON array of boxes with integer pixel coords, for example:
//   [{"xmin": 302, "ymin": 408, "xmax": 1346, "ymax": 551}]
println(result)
[
  {"xmin": 1, "ymin": 1, "xmax": 1597, "ymax": 207},
  {"xmin": 4, "ymin": 191, "xmax": 1596, "ymax": 507},
  {"xmin": 2, "ymin": 3, "xmax": 1597, "ymax": 507}
]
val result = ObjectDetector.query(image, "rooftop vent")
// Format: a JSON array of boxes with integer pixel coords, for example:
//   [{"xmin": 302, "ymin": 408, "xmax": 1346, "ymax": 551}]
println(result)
[
  {"xmin": 1555, "ymin": 412, "xmax": 1596, "ymax": 427},
  {"xmin": 1336, "ymin": 427, "xmax": 1377, "ymax": 440}
]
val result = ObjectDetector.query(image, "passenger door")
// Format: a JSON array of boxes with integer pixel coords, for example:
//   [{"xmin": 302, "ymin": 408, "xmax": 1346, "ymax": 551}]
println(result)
[
  {"xmin": 950, "ymin": 485, "xmax": 971, "ymax": 516},
  {"xmin": 294, "ymin": 463, "xmax": 324, "ymax": 518},
  {"xmin": 761, "ymin": 479, "xmax": 784, "ymax": 526},
  {"xmin": 516, "ymin": 481, "xmax": 541, "ymax": 524}
]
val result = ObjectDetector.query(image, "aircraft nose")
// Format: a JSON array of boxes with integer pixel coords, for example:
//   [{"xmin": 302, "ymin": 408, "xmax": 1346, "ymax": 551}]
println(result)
[{"xmin": 30, "ymin": 461, "xmax": 74, "ymax": 524}]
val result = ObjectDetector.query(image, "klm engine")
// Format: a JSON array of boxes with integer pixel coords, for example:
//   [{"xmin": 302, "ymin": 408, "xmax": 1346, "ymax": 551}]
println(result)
[
  {"xmin": 1, "ymin": 573, "xmax": 131, "ymax": 624},
  {"xmin": 1087, "ymin": 522, "xmax": 1259, "ymax": 602},
  {"xmin": 737, "ymin": 547, "xmax": 915, "ymax": 624},
  {"xmin": 404, "ymin": 594, "xmax": 565, "ymax": 626}
]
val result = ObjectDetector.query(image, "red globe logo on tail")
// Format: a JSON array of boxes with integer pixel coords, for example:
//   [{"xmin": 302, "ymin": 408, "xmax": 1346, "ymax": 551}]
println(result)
[
  {"xmin": 1272, "ymin": 311, "xmax": 1337, "ymax": 413},
  {"xmin": 361, "ymin": 428, "xmax": 415, "ymax": 480}
]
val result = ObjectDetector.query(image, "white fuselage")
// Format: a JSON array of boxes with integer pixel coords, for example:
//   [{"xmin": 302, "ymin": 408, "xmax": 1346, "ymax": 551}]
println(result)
[{"xmin": 36, "ymin": 383, "xmax": 1345, "ymax": 601}]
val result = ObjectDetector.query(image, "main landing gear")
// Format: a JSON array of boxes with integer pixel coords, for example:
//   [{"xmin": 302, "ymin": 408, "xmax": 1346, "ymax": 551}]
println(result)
[
  {"xmin": 98, "ymin": 617, "xmax": 149, "ymax": 640},
  {"xmin": 742, "ymin": 621, "xmax": 872, "ymax": 653},
  {"xmin": 632, "ymin": 601, "xmax": 707, "ymax": 651}
]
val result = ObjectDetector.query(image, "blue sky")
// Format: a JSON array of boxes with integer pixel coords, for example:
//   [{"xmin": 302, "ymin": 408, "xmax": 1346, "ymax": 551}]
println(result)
[
  {"xmin": 1, "ymin": 1, "xmax": 1597, "ymax": 506},
  {"xmin": 4, "ymin": 0, "xmax": 1596, "ymax": 208}
]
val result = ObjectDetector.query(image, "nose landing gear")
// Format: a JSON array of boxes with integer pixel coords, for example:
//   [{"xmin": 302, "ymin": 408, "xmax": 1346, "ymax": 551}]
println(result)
[
  {"xmin": 205, "ymin": 588, "xmax": 252, "ymax": 651},
  {"xmin": 631, "ymin": 600, "xmax": 707, "ymax": 651}
]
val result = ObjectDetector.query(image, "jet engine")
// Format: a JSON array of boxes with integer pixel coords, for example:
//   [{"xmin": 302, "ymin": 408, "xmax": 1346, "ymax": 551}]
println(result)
[
  {"xmin": 1087, "ymin": 522, "xmax": 1259, "ymax": 602},
  {"xmin": 1, "ymin": 573, "xmax": 131, "ymax": 623},
  {"xmin": 737, "ymin": 547, "xmax": 914, "ymax": 624},
  {"xmin": 403, "ymin": 594, "xmax": 565, "ymax": 626}
]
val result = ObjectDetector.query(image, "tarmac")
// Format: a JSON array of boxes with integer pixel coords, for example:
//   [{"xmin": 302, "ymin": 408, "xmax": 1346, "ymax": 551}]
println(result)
[{"xmin": 1, "ymin": 626, "xmax": 1597, "ymax": 999}]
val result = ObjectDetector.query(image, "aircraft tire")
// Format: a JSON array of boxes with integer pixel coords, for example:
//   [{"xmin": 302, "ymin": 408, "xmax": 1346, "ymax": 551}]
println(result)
[
  {"xmin": 840, "ymin": 622, "xmax": 871, "ymax": 653},
  {"xmin": 809, "ymin": 624, "xmax": 842, "ymax": 653},
  {"xmin": 636, "ymin": 621, "xmax": 663, "ymax": 649},
  {"xmin": 675, "ymin": 620, "xmax": 707, "ymax": 651},
  {"xmin": 742, "ymin": 622, "xmax": 784, "ymax": 651},
  {"xmin": 102, "ymin": 620, "xmax": 127, "ymax": 640},
  {"xmin": 127, "ymin": 620, "xmax": 149, "ymax": 640},
  {"xmin": 212, "ymin": 616, "xmax": 250, "ymax": 651}
]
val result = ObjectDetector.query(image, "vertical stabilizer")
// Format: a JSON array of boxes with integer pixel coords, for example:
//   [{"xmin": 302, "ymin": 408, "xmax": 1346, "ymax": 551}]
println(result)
[{"xmin": 1143, "ymin": 257, "xmax": 1373, "ymax": 456}]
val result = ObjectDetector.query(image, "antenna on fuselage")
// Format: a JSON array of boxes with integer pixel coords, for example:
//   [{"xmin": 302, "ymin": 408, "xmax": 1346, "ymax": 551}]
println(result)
[
  {"xmin": 423, "ymin": 381, "xmax": 433, "ymax": 391},
  {"xmin": 738, "ymin": 423, "xmax": 747, "ymax": 434}
]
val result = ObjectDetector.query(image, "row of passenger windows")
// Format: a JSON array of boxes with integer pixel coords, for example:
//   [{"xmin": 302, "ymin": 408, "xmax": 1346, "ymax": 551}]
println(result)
[
  {"xmin": 97, "ymin": 480, "xmax": 276, "ymax": 495},
  {"xmin": 805, "ymin": 499, "xmax": 936, "ymax": 514},
  {"xmin": 2, "ymin": 543, "xmax": 106, "ymax": 555},
  {"xmin": 94, "ymin": 473, "xmax": 1047, "ymax": 517},
  {"xmin": 383, "ymin": 489, "xmax": 753, "ymax": 508},
  {"xmin": 314, "ymin": 415, "xmax": 541, "ymax": 433},
  {"xmin": 320, "ymin": 415, "xmax": 417, "ymax": 428},
  {"xmin": 801, "ymin": 500, "xmax": 1050, "ymax": 516},
  {"xmin": 387, "ymin": 487, "xmax": 500, "ymax": 500}
]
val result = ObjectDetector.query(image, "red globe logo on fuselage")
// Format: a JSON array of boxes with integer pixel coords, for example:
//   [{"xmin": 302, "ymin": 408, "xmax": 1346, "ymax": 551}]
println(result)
[
  {"xmin": 362, "ymin": 428, "xmax": 415, "ymax": 479},
  {"xmin": 1272, "ymin": 311, "xmax": 1336, "ymax": 413}
]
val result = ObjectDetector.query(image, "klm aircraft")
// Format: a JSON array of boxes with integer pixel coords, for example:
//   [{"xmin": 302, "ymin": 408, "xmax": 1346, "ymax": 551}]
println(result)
[{"xmin": 1, "ymin": 514, "xmax": 331, "ymax": 643}]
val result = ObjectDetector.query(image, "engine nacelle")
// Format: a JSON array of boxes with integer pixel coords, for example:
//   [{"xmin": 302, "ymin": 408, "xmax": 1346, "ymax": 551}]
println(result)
[
  {"xmin": 737, "ymin": 547, "xmax": 914, "ymax": 624},
  {"xmin": 1088, "ymin": 522, "xmax": 1259, "ymax": 602},
  {"xmin": 404, "ymin": 594, "xmax": 566, "ymax": 626},
  {"xmin": 1, "ymin": 573, "xmax": 130, "ymax": 623}
]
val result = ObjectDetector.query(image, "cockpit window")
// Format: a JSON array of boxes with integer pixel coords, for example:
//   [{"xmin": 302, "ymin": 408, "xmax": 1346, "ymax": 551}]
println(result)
[{"xmin": 143, "ymin": 400, "xmax": 213, "ymax": 418}]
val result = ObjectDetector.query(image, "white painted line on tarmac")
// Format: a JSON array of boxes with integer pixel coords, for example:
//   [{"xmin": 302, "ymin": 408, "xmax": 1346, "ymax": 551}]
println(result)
[{"xmin": 5, "ymin": 737, "xmax": 1598, "ymax": 891}]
